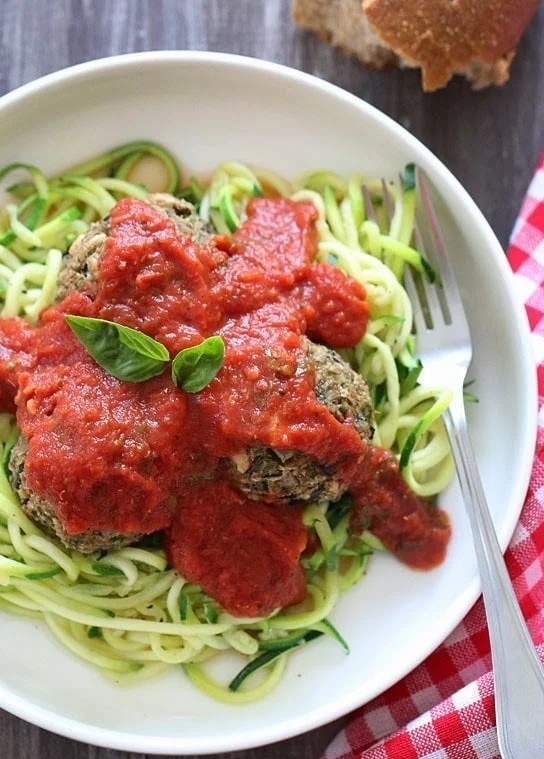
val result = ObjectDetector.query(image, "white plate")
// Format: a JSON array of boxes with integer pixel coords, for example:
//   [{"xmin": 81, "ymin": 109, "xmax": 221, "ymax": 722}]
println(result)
[{"xmin": 0, "ymin": 52, "xmax": 536, "ymax": 754}]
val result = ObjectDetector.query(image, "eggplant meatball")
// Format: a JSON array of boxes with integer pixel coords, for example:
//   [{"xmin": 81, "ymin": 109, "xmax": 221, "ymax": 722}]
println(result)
[
  {"xmin": 8, "ymin": 435, "xmax": 140, "ymax": 553},
  {"xmin": 227, "ymin": 338, "xmax": 374, "ymax": 504},
  {"xmin": 56, "ymin": 194, "xmax": 212, "ymax": 300}
]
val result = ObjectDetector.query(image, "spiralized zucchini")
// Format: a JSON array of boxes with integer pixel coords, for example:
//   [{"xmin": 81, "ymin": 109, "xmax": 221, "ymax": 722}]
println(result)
[
  {"xmin": 0, "ymin": 142, "xmax": 178, "ymax": 321},
  {"xmin": 0, "ymin": 144, "xmax": 453, "ymax": 702}
]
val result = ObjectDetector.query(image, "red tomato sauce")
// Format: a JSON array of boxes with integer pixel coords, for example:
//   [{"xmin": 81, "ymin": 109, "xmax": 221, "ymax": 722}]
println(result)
[
  {"xmin": 165, "ymin": 480, "xmax": 308, "ymax": 617},
  {"xmin": 345, "ymin": 447, "xmax": 450, "ymax": 570},
  {"xmin": 0, "ymin": 317, "xmax": 36, "ymax": 413},
  {"xmin": 0, "ymin": 196, "xmax": 450, "ymax": 616}
]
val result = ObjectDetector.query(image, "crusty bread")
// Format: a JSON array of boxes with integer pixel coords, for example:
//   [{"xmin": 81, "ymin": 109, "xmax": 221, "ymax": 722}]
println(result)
[
  {"xmin": 292, "ymin": 0, "xmax": 540, "ymax": 91},
  {"xmin": 292, "ymin": 0, "xmax": 395, "ymax": 69}
]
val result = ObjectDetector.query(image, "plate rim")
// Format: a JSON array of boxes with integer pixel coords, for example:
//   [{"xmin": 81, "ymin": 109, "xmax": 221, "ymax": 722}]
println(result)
[{"xmin": 0, "ymin": 49, "xmax": 537, "ymax": 754}]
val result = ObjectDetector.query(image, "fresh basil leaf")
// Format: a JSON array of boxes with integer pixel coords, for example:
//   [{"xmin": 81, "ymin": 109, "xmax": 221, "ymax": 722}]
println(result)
[
  {"xmin": 172, "ymin": 335, "xmax": 225, "ymax": 393},
  {"xmin": 113, "ymin": 324, "xmax": 169, "ymax": 362},
  {"xmin": 65, "ymin": 315, "xmax": 169, "ymax": 382}
]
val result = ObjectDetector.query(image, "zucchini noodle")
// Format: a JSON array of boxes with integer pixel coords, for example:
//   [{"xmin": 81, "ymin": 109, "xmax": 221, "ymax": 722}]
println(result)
[{"xmin": 0, "ymin": 144, "xmax": 454, "ymax": 702}]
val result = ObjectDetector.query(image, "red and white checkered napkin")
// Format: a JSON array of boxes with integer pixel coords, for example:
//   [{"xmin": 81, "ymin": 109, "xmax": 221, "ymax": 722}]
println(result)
[{"xmin": 321, "ymin": 153, "xmax": 544, "ymax": 759}]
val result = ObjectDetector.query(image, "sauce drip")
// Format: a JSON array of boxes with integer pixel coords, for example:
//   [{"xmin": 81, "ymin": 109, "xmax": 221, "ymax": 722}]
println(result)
[{"xmin": 0, "ymin": 197, "xmax": 450, "ymax": 615}]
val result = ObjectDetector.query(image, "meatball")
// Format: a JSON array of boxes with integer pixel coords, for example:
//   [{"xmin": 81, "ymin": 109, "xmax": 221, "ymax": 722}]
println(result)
[
  {"xmin": 227, "ymin": 339, "xmax": 374, "ymax": 504},
  {"xmin": 56, "ymin": 194, "xmax": 212, "ymax": 300},
  {"xmin": 9, "ymin": 435, "xmax": 140, "ymax": 553}
]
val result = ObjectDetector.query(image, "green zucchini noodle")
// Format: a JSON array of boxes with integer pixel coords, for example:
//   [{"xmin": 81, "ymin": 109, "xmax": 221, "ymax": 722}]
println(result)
[{"xmin": 0, "ymin": 144, "xmax": 454, "ymax": 702}]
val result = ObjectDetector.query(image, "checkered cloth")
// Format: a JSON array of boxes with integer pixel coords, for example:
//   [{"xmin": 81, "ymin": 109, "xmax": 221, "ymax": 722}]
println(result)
[{"xmin": 322, "ymin": 152, "xmax": 544, "ymax": 759}]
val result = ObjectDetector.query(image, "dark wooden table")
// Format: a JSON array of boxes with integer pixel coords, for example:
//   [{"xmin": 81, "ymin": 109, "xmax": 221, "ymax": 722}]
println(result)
[{"xmin": 1, "ymin": 1, "xmax": 543, "ymax": 757}]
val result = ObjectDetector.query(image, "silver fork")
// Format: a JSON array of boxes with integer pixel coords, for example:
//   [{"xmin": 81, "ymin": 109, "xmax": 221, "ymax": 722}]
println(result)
[{"xmin": 385, "ymin": 170, "xmax": 544, "ymax": 758}]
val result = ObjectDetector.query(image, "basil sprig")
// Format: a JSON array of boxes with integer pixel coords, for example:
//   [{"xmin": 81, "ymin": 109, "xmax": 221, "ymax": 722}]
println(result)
[
  {"xmin": 172, "ymin": 335, "xmax": 225, "ymax": 393},
  {"xmin": 65, "ymin": 315, "xmax": 225, "ymax": 391},
  {"xmin": 66, "ymin": 315, "xmax": 169, "ymax": 382}
]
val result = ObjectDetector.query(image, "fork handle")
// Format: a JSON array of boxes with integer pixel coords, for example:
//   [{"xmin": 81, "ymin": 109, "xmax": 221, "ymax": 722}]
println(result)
[{"xmin": 445, "ymin": 391, "xmax": 544, "ymax": 758}]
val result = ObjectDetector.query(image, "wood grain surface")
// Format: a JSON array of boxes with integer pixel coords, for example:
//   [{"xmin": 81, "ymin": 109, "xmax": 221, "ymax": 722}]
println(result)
[{"xmin": 1, "ymin": 1, "xmax": 543, "ymax": 758}]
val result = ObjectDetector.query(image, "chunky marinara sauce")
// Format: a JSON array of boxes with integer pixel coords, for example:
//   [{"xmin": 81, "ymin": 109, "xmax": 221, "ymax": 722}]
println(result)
[{"xmin": 0, "ymin": 197, "xmax": 450, "ymax": 616}]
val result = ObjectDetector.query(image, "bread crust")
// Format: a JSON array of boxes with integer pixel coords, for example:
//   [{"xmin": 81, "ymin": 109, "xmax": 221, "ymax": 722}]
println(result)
[
  {"xmin": 292, "ymin": 0, "xmax": 396, "ymax": 69},
  {"xmin": 362, "ymin": 0, "xmax": 540, "ymax": 90}
]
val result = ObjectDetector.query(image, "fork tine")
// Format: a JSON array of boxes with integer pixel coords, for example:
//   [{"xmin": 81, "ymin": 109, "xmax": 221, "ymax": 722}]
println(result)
[
  {"xmin": 362, "ymin": 185, "xmax": 377, "ymax": 223},
  {"xmin": 411, "ymin": 222, "xmax": 447, "ymax": 328},
  {"xmin": 380, "ymin": 174, "xmax": 445, "ymax": 330},
  {"xmin": 416, "ymin": 170, "xmax": 467, "ymax": 327},
  {"xmin": 423, "ymin": 272, "xmax": 446, "ymax": 328},
  {"xmin": 366, "ymin": 173, "xmax": 454, "ymax": 333},
  {"xmin": 381, "ymin": 179, "xmax": 394, "ymax": 224},
  {"xmin": 403, "ymin": 265, "xmax": 428, "ymax": 335},
  {"xmin": 414, "ymin": 220, "xmax": 452, "ymax": 324}
]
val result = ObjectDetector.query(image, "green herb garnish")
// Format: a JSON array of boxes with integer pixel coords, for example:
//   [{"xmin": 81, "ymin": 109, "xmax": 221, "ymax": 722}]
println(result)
[
  {"xmin": 172, "ymin": 335, "xmax": 225, "ymax": 393},
  {"xmin": 66, "ymin": 315, "xmax": 169, "ymax": 382}
]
